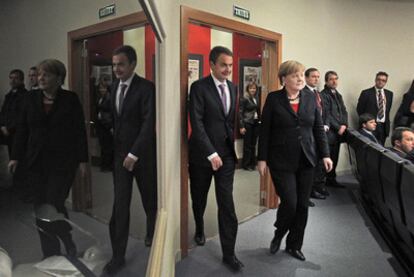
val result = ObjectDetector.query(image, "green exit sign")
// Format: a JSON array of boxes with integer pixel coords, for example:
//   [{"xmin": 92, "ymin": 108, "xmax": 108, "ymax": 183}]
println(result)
[
  {"xmin": 99, "ymin": 4, "xmax": 116, "ymax": 19},
  {"xmin": 233, "ymin": 5, "xmax": 250, "ymax": 20}
]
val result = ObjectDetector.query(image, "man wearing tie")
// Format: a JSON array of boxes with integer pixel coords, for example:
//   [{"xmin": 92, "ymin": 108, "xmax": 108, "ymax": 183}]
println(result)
[
  {"xmin": 104, "ymin": 45, "xmax": 157, "ymax": 274},
  {"xmin": 188, "ymin": 46, "xmax": 243, "ymax": 272},
  {"xmin": 357, "ymin": 72, "xmax": 393, "ymax": 145},
  {"xmin": 303, "ymin": 68, "xmax": 330, "ymax": 203}
]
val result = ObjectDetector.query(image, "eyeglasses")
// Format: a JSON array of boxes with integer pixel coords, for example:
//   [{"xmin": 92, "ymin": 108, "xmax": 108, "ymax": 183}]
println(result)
[{"xmin": 376, "ymin": 78, "xmax": 387, "ymax": 82}]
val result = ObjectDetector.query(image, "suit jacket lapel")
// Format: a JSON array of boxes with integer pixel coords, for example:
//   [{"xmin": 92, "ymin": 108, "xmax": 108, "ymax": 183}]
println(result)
[
  {"xmin": 111, "ymin": 80, "xmax": 120, "ymax": 117},
  {"xmin": 227, "ymin": 80, "xmax": 235, "ymax": 118},
  {"xmin": 207, "ymin": 75, "xmax": 227, "ymax": 117},
  {"xmin": 120, "ymin": 74, "xmax": 139, "ymax": 117}
]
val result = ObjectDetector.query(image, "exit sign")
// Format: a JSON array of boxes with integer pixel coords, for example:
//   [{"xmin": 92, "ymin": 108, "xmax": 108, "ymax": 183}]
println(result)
[
  {"xmin": 99, "ymin": 4, "xmax": 116, "ymax": 19},
  {"xmin": 233, "ymin": 5, "xmax": 250, "ymax": 20}
]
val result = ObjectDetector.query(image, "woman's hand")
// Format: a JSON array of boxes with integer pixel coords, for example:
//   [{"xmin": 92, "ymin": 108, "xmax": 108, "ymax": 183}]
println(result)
[
  {"xmin": 323, "ymin": 157, "xmax": 333, "ymax": 172},
  {"xmin": 258, "ymin": 161, "xmax": 267, "ymax": 177},
  {"xmin": 8, "ymin": 160, "xmax": 18, "ymax": 174},
  {"xmin": 240, "ymin": 128, "xmax": 246, "ymax": 135}
]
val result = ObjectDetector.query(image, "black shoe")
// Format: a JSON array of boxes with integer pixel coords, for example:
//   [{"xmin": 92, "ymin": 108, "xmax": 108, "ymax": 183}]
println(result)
[
  {"xmin": 222, "ymin": 255, "xmax": 244, "ymax": 272},
  {"xmin": 326, "ymin": 179, "xmax": 345, "ymax": 188},
  {"xmin": 194, "ymin": 233, "xmax": 205, "ymax": 246},
  {"xmin": 270, "ymin": 232, "xmax": 282, "ymax": 254},
  {"xmin": 317, "ymin": 187, "xmax": 330, "ymax": 196},
  {"xmin": 308, "ymin": 200, "xmax": 315, "ymax": 207},
  {"xmin": 103, "ymin": 258, "xmax": 126, "ymax": 275},
  {"xmin": 310, "ymin": 190, "xmax": 326, "ymax": 200},
  {"xmin": 286, "ymin": 248, "xmax": 305, "ymax": 261},
  {"xmin": 145, "ymin": 235, "xmax": 153, "ymax": 247}
]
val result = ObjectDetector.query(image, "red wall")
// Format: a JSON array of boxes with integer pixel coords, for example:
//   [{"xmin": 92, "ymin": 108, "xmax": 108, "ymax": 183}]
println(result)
[
  {"xmin": 88, "ymin": 30, "xmax": 123, "ymax": 65},
  {"xmin": 232, "ymin": 33, "xmax": 263, "ymax": 88},
  {"xmin": 188, "ymin": 23, "xmax": 211, "ymax": 77},
  {"xmin": 145, "ymin": 25, "xmax": 156, "ymax": 82}
]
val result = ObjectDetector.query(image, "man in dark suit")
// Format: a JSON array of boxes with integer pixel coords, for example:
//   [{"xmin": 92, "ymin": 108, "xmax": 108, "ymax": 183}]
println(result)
[
  {"xmin": 188, "ymin": 46, "xmax": 243, "ymax": 272},
  {"xmin": 321, "ymin": 71, "xmax": 348, "ymax": 188},
  {"xmin": 389, "ymin": 127, "xmax": 414, "ymax": 163},
  {"xmin": 303, "ymin": 68, "xmax": 329, "ymax": 204},
  {"xmin": 357, "ymin": 72, "xmax": 393, "ymax": 145},
  {"xmin": 0, "ymin": 69, "xmax": 27, "ymax": 188},
  {"xmin": 104, "ymin": 45, "xmax": 157, "ymax": 275},
  {"xmin": 358, "ymin": 113, "xmax": 379, "ymax": 143}
]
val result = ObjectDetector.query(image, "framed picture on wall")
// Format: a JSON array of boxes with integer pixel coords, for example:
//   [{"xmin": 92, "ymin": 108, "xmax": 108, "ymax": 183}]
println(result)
[
  {"xmin": 188, "ymin": 54, "xmax": 203, "ymax": 94},
  {"xmin": 239, "ymin": 59, "xmax": 261, "ymax": 97}
]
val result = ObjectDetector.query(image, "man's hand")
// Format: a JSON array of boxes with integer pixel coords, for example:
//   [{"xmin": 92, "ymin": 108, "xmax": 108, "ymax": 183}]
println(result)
[
  {"xmin": 8, "ymin": 160, "xmax": 18, "ymax": 174},
  {"xmin": 323, "ymin": 125, "xmax": 330, "ymax": 132},
  {"xmin": 210, "ymin": 156, "xmax": 223, "ymax": 171},
  {"xmin": 258, "ymin": 161, "xmax": 267, "ymax": 177},
  {"xmin": 338, "ymin": 125, "xmax": 347, "ymax": 135},
  {"xmin": 1, "ymin": 126, "xmax": 9, "ymax": 136},
  {"xmin": 410, "ymin": 101, "xmax": 414, "ymax": 113},
  {"xmin": 323, "ymin": 157, "xmax": 333, "ymax": 172},
  {"xmin": 240, "ymin": 128, "xmax": 246, "ymax": 135},
  {"xmin": 123, "ymin": 156, "xmax": 137, "ymax": 172}
]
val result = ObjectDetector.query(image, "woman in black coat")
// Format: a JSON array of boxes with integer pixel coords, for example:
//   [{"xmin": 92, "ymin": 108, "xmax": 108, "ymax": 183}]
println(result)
[
  {"xmin": 9, "ymin": 59, "xmax": 88, "ymax": 258},
  {"xmin": 239, "ymin": 82, "xmax": 260, "ymax": 170},
  {"xmin": 258, "ymin": 60, "xmax": 333, "ymax": 261},
  {"xmin": 393, "ymin": 80, "xmax": 414, "ymax": 129}
]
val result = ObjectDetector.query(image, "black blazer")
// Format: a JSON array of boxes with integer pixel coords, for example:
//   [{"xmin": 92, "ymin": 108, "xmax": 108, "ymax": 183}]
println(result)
[
  {"xmin": 189, "ymin": 75, "xmax": 237, "ymax": 166},
  {"xmin": 302, "ymin": 86, "xmax": 329, "ymax": 126},
  {"xmin": 321, "ymin": 88, "xmax": 348, "ymax": 144},
  {"xmin": 393, "ymin": 92, "xmax": 414, "ymax": 129},
  {"xmin": 239, "ymin": 94, "xmax": 260, "ymax": 128},
  {"xmin": 357, "ymin": 87, "xmax": 393, "ymax": 136},
  {"xmin": 11, "ymin": 89, "xmax": 88, "ymax": 169},
  {"xmin": 0, "ymin": 85, "xmax": 27, "ymax": 133},
  {"xmin": 358, "ymin": 129, "xmax": 378, "ymax": 143},
  {"xmin": 258, "ymin": 88, "xmax": 329, "ymax": 172},
  {"xmin": 111, "ymin": 74, "xmax": 156, "ymax": 161}
]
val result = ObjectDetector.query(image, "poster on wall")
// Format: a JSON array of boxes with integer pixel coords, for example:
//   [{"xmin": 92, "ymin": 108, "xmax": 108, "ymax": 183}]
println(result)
[
  {"xmin": 91, "ymin": 65, "xmax": 113, "ymax": 86},
  {"xmin": 239, "ymin": 59, "xmax": 262, "ymax": 96},
  {"xmin": 188, "ymin": 54, "xmax": 204, "ymax": 94}
]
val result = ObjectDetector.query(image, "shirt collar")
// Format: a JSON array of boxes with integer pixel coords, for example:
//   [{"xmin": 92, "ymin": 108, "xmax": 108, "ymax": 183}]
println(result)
[
  {"xmin": 120, "ymin": 74, "xmax": 134, "ymax": 87},
  {"xmin": 306, "ymin": 85, "xmax": 316, "ymax": 91},
  {"xmin": 211, "ymin": 74, "xmax": 227, "ymax": 88},
  {"xmin": 375, "ymin": 87, "xmax": 383, "ymax": 93}
]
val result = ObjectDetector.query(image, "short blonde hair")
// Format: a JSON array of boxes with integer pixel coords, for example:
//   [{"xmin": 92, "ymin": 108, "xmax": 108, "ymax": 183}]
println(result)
[
  {"xmin": 278, "ymin": 60, "xmax": 305, "ymax": 84},
  {"xmin": 38, "ymin": 59, "xmax": 66, "ymax": 85}
]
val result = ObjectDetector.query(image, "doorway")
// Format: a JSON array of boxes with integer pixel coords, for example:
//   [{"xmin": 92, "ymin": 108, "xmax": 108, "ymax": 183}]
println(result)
[{"xmin": 180, "ymin": 6, "xmax": 282, "ymax": 257}]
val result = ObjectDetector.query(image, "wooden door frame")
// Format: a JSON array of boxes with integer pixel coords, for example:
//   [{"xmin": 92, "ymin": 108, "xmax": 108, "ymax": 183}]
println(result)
[
  {"xmin": 180, "ymin": 5, "xmax": 282, "ymax": 257},
  {"xmin": 68, "ymin": 12, "xmax": 147, "ymax": 211}
]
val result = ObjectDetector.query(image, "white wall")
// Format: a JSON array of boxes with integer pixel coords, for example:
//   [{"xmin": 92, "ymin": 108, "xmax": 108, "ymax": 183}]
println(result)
[{"xmin": 123, "ymin": 27, "xmax": 146, "ymax": 77}]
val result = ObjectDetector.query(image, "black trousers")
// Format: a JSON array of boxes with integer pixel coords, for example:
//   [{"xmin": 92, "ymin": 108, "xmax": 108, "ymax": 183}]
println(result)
[
  {"xmin": 6, "ymin": 133, "xmax": 26, "ymax": 188},
  {"xmin": 109, "ymin": 152, "xmax": 157, "ymax": 260},
  {"xmin": 327, "ymin": 140, "xmax": 341, "ymax": 182},
  {"xmin": 30, "ymin": 158, "xmax": 77, "ymax": 258},
  {"xmin": 189, "ymin": 154, "xmax": 238, "ymax": 257},
  {"xmin": 269, "ymin": 155, "xmax": 314, "ymax": 250},
  {"xmin": 96, "ymin": 122, "xmax": 113, "ymax": 169},
  {"xmin": 242, "ymin": 122, "xmax": 259, "ymax": 169},
  {"xmin": 374, "ymin": 122, "xmax": 386, "ymax": 146}
]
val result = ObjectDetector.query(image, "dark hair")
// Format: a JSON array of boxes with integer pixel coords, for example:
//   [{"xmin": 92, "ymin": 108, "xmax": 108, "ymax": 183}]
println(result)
[
  {"xmin": 359, "ymin": 113, "xmax": 375, "ymax": 128},
  {"xmin": 30, "ymin": 66, "xmax": 37, "ymax": 71},
  {"xmin": 305, "ymin": 68, "xmax": 319, "ymax": 77},
  {"xmin": 113, "ymin": 45, "xmax": 137, "ymax": 64},
  {"xmin": 38, "ymin": 59, "xmax": 67, "ymax": 85},
  {"xmin": 391, "ymin": 127, "xmax": 413, "ymax": 147},
  {"xmin": 9, "ymin": 69, "xmax": 24, "ymax": 81},
  {"xmin": 376, "ymin": 71, "xmax": 388, "ymax": 79},
  {"xmin": 209, "ymin": 46, "xmax": 233, "ymax": 64},
  {"xmin": 324, "ymin": 70, "xmax": 338, "ymax": 82},
  {"xmin": 408, "ymin": 79, "xmax": 414, "ymax": 94}
]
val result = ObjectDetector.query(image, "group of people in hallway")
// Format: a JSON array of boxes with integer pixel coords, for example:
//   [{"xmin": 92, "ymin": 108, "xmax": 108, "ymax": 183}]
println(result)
[{"xmin": 0, "ymin": 45, "xmax": 157, "ymax": 275}]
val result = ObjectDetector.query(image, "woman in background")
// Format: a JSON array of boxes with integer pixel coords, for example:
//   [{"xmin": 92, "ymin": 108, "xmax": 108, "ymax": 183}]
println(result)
[
  {"xmin": 239, "ymin": 82, "xmax": 260, "ymax": 170},
  {"xmin": 9, "ymin": 59, "xmax": 88, "ymax": 258}
]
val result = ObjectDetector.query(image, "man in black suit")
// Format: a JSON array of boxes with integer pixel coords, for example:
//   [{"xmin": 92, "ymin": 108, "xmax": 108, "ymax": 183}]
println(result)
[
  {"xmin": 303, "ymin": 68, "xmax": 329, "ymax": 204},
  {"xmin": 358, "ymin": 113, "xmax": 379, "ymax": 143},
  {"xmin": 389, "ymin": 127, "xmax": 414, "ymax": 163},
  {"xmin": 321, "ymin": 71, "xmax": 348, "ymax": 188},
  {"xmin": 357, "ymin": 72, "xmax": 393, "ymax": 145},
  {"xmin": 28, "ymin": 66, "xmax": 39, "ymax": 90},
  {"xmin": 104, "ymin": 45, "xmax": 157, "ymax": 275},
  {"xmin": 0, "ymin": 69, "xmax": 27, "ymax": 188},
  {"xmin": 188, "ymin": 46, "xmax": 243, "ymax": 272}
]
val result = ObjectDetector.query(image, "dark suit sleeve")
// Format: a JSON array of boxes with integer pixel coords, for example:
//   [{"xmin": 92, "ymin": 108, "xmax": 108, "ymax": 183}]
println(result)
[
  {"xmin": 340, "ymin": 94, "xmax": 349, "ymax": 126},
  {"xmin": 73, "ymin": 94, "xmax": 89, "ymax": 162},
  {"xmin": 356, "ymin": 91, "xmax": 367, "ymax": 116},
  {"xmin": 11, "ymin": 94, "xmax": 29, "ymax": 161},
  {"xmin": 189, "ymin": 81, "xmax": 216, "ymax": 156},
  {"xmin": 313, "ymin": 104, "xmax": 330, "ymax": 158},
  {"xmin": 130, "ymin": 81, "xmax": 156, "ymax": 158},
  {"xmin": 257, "ymin": 94, "xmax": 273, "ymax": 161},
  {"xmin": 0, "ymin": 95, "xmax": 7, "ymax": 127}
]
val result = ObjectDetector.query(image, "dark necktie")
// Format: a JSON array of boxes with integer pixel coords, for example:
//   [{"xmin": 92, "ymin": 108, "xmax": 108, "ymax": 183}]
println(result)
[
  {"xmin": 377, "ymin": 90, "xmax": 385, "ymax": 119},
  {"xmin": 118, "ymin": 84, "xmax": 128, "ymax": 114},
  {"xmin": 314, "ymin": 89, "xmax": 322, "ymax": 112},
  {"xmin": 218, "ymin": 84, "xmax": 227, "ymax": 115}
]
